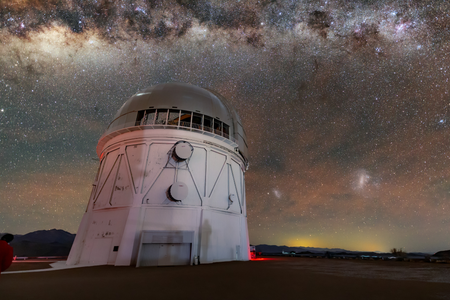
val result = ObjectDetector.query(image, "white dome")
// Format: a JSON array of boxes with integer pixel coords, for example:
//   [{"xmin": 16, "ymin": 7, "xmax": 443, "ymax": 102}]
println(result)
[
  {"xmin": 100, "ymin": 83, "xmax": 248, "ymax": 161},
  {"xmin": 113, "ymin": 83, "xmax": 234, "ymax": 126}
]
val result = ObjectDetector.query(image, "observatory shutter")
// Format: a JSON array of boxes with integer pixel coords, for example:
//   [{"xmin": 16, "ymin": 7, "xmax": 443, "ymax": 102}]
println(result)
[{"xmin": 137, "ymin": 231, "xmax": 194, "ymax": 267}]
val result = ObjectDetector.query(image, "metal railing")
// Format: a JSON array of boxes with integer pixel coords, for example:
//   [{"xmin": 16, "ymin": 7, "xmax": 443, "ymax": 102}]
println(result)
[
  {"xmin": 136, "ymin": 123, "xmax": 236, "ymax": 143},
  {"xmin": 116, "ymin": 110, "xmax": 235, "ymax": 143}
]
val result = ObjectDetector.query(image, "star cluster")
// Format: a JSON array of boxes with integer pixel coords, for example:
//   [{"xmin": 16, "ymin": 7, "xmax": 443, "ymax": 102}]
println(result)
[{"xmin": 2, "ymin": 0, "xmax": 450, "ymax": 252}]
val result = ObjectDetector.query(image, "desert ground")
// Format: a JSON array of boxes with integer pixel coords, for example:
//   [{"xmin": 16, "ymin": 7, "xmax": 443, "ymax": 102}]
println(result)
[{"xmin": 2, "ymin": 257, "xmax": 450, "ymax": 300}]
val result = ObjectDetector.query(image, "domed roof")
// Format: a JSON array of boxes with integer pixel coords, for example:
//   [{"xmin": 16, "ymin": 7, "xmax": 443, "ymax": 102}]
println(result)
[
  {"xmin": 113, "ymin": 83, "xmax": 237, "ymax": 124},
  {"xmin": 100, "ymin": 82, "xmax": 248, "ymax": 161}
]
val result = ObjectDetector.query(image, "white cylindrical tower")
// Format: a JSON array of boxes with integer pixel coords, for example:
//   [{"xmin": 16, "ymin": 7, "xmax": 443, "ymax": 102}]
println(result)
[{"xmin": 67, "ymin": 83, "xmax": 249, "ymax": 266}]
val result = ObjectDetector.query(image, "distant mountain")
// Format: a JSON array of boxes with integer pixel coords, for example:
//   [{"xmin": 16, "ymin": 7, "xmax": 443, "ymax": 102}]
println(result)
[
  {"xmin": 1, "ymin": 229, "xmax": 75, "ymax": 257},
  {"xmin": 433, "ymin": 250, "xmax": 450, "ymax": 258},
  {"xmin": 1, "ymin": 230, "xmax": 436, "ymax": 257},
  {"xmin": 254, "ymin": 244, "xmax": 431, "ymax": 257},
  {"xmin": 13, "ymin": 229, "xmax": 75, "ymax": 244},
  {"xmin": 255, "ymin": 244, "xmax": 355, "ymax": 254}
]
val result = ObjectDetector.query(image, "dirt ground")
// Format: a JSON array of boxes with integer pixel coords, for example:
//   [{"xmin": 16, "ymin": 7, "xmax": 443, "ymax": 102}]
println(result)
[{"xmin": 2, "ymin": 257, "xmax": 450, "ymax": 300}]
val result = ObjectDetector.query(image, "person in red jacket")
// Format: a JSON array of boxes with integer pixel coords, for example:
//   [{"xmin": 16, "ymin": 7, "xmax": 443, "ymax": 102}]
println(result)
[{"xmin": 0, "ymin": 234, "xmax": 14, "ymax": 274}]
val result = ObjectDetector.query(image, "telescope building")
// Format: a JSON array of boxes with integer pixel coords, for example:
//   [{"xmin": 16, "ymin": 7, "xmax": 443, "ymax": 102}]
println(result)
[{"xmin": 67, "ymin": 83, "xmax": 250, "ymax": 266}]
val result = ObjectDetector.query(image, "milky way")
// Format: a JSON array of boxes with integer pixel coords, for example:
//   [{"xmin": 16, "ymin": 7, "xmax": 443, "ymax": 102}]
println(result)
[{"xmin": 2, "ymin": 0, "xmax": 450, "ymax": 252}]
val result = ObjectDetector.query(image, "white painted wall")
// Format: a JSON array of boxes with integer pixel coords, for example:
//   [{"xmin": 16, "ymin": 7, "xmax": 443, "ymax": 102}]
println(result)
[{"xmin": 67, "ymin": 129, "xmax": 249, "ymax": 266}]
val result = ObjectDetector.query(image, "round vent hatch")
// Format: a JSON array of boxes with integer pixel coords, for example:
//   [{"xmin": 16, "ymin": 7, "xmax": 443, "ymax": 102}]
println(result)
[
  {"xmin": 167, "ymin": 182, "xmax": 189, "ymax": 201},
  {"xmin": 173, "ymin": 141, "xmax": 193, "ymax": 161}
]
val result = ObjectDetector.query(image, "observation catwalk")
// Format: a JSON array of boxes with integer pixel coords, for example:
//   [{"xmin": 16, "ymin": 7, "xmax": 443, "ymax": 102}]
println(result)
[{"xmin": 67, "ymin": 83, "xmax": 250, "ymax": 266}]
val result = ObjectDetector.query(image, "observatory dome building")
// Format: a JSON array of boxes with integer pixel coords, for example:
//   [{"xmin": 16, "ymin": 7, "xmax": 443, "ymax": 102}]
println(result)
[{"xmin": 67, "ymin": 83, "xmax": 250, "ymax": 266}]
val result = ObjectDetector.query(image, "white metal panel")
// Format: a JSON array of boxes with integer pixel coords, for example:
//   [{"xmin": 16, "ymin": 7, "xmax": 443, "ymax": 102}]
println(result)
[
  {"xmin": 95, "ymin": 149, "xmax": 119, "ymax": 201},
  {"xmin": 142, "ymin": 208, "xmax": 200, "ymax": 232},
  {"xmin": 96, "ymin": 149, "xmax": 119, "ymax": 192},
  {"xmin": 66, "ymin": 212, "xmax": 91, "ymax": 265},
  {"xmin": 94, "ymin": 153, "xmax": 120, "ymax": 209},
  {"xmin": 213, "ymin": 214, "xmax": 241, "ymax": 262},
  {"xmin": 79, "ymin": 240, "xmax": 92, "ymax": 264},
  {"xmin": 199, "ymin": 218, "xmax": 215, "ymax": 263},
  {"xmin": 242, "ymin": 176, "xmax": 247, "ymax": 216},
  {"xmin": 141, "ymin": 144, "xmax": 172, "ymax": 194},
  {"xmin": 79, "ymin": 209, "xmax": 129, "ymax": 265},
  {"xmin": 110, "ymin": 155, "xmax": 133, "ymax": 207},
  {"xmin": 95, "ymin": 153, "xmax": 109, "ymax": 196},
  {"xmin": 125, "ymin": 144, "xmax": 147, "ymax": 193},
  {"xmin": 240, "ymin": 215, "xmax": 250, "ymax": 261},
  {"xmin": 89, "ymin": 238, "xmax": 112, "ymax": 264},
  {"xmin": 207, "ymin": 150, "xmax": 226, "ymax": 197},
  {"xmin": 115, "ymin": 207, "xmax": 143, "ymax": 266},
  {"xmin": 142, "ymin": 168, "xmax": 175, "ymax": 204},
  {"xmin": 228, "ymin": 164, "xmax": 241, "ymax": 214},
  {"xmin": 175, "ymin": 170, "xmax": 202, "ymax": 206},
  {"xmin": 209, "ymin": 163, "xmax": 229, "ymax": 210},
  {"xmin": 235, "ymin": 245, "xmax": 241, "ymax": 260},
  {"xmin": 200, "ymin": 210, "xmax": 241, "ymax": 263},
  {"xmin": 230, "ymin": 159, "xmax": 243, "ymax": 200},
  {"xmin": 188, "ymin": 147, "xmax": 206, "ymax": 197}
]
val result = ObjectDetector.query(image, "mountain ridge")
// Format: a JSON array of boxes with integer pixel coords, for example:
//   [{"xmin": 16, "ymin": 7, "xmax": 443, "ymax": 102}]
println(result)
[
  {"xmin": 254, "ymin": 244, "xmax": 433, "ymax": 256},
  {"xmin": 0, "ymin": 230, "xmax": 444, "ymax": 257},
  {"xmin": 1, "ymin": 229, "xmax": 75, "ymax": 257}
]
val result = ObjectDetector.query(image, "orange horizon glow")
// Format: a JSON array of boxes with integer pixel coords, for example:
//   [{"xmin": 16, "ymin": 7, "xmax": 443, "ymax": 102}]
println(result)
[{"xmin": 285, "ymin": 236, "xmax": 388, "ymax": 252}]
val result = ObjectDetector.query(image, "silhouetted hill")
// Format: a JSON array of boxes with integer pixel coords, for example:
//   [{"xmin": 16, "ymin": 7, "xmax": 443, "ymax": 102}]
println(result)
[
  {"xmin": 1, "ymin": 229, "xmax": 75, "ymax": 257},
  {"xmin": 1, "ymin": 230, "xmax": 435, "ymax": 257},
  {"xmin": 255, "ymin": 244, "xmax": 353, "ymax": 254},
  {"xmin": 14, "ymin": 229, "xmax": 75, "ymax": 244},
  {"xmin": 254, "ymin": 244, "xmax": 431, "ymax": 257},
  {"xmin": 433, "ymin": 250, "xmax": 450, "ymax": 257}
]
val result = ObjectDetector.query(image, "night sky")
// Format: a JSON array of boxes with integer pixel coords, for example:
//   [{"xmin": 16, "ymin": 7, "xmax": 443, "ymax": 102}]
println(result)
[{"xmin": 2, "ymin": 0, "xmax": 450, "ymax": 253}]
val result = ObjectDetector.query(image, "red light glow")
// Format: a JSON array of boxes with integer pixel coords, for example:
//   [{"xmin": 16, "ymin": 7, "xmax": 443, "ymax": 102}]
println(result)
[{"xmin": 250, "ymin": 257, "xmax": 279, "ymax": 261}]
